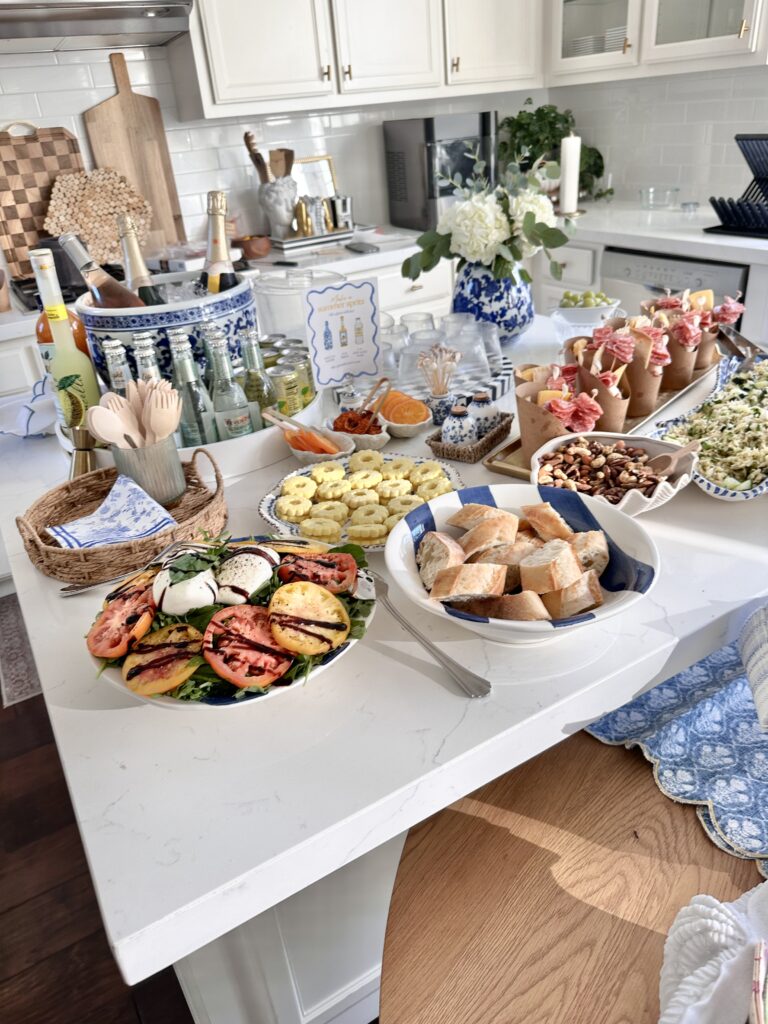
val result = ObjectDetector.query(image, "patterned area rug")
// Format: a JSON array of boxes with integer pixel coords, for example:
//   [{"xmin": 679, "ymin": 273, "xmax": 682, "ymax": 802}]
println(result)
[
  {"xmin": 587, "ymin": 642, "xmax": 768, "ymax": 876},
  {"xmin": 0, "ymin": 593, "xmax": 42, "ymax": 707}
]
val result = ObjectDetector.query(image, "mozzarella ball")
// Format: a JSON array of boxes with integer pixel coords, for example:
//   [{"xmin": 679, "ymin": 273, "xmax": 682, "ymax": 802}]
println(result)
[
  {"xmin": 152, "ymin": 567, "xmax": 219, "ymax": 616},
  {"xmin": 215, "ymin": 553, "xmax": 275, "ymax": 605}
]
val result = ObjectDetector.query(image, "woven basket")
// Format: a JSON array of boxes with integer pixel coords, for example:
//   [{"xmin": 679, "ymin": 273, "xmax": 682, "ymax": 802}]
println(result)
[
  {"xmin": 16, "ymin": 448, "xmax": 227, "ymax": 584},
  {"xmin": 425, "ymin": 413, "xmax": 514, "ymax": 464}
]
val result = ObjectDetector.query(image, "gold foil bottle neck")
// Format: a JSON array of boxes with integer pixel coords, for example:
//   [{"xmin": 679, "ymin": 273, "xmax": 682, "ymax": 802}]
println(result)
[
  {"xmin": 116, "ymin": 212, "xmax": 136, "ymax": 237},
  {"xmin": 207, "ymin": 190, "xmax": 227, "ymax": 216}
]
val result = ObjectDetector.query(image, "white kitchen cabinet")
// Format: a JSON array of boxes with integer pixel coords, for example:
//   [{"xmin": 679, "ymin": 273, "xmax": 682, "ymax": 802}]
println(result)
[
  {"xmin": 197, "ymin": 0, "xmax": 335, "ymax": 103},
  {"xmin": 444, "ymin": 0, "xmax": 541, "ymax": 85},
  {"xmin": 330, "ymin": 0, "xmax": 443, "ymax": 92},
  {"xmin": 641, "ymin": 0, "xmax": 762, "ymax": 62},
  {"xmin": 0, "ymin": 319, "xmax": 43, "ymax": 399},
  {"xmin": 548, "ymin": 0, "xmax": 643, "ymax": 76}
]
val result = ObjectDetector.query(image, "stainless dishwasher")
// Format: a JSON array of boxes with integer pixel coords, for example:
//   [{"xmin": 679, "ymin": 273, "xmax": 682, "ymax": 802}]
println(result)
[{"xmin": 601, "ymin": 247, "xmax": 748, "ymax": 309}]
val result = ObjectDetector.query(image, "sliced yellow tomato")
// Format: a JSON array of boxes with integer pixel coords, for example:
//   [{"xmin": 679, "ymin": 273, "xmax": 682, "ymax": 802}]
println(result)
[{"xmin": 122, "ymin": 624, "xmax": 203, "ymax": 696}]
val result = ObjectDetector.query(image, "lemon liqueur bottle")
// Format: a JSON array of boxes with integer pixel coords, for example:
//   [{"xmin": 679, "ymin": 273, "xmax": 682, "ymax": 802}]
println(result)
[{"xmin": 29, "ymin": 248, "xmax": 100, "ymax": 428}]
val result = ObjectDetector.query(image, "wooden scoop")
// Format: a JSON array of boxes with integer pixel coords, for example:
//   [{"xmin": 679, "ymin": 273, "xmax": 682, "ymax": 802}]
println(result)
[{"xmin": 647, "ymin": 440, "xmax": 700, "ymax": 476}]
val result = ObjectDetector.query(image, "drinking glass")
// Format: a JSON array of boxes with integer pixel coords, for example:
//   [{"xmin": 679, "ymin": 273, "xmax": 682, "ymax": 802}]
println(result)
[
  {"xmin": 380, "ymin": 323, "xmax": 410, "ymax": 361},
  {"xmin": 441, "ymin": 312, "xmax": 475, "ymax": 337},
  {"xmin": 400, "ymin": 311, "xmax": 435, "ymax": 332},
  {"xmin": 379, "ymin": 311, "xmax": 395, "ymax": 330},
  {"xmin": 397, "ymin": 329, "xmax": 448, "ymax": 389},
  {"xmin": 474, "ymin": 322, "xmax": 502, "ymax": 366}
]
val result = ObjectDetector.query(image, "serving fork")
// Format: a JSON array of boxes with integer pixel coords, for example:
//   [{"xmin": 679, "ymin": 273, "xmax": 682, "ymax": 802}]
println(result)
[
  {"xmin": 369, "ymin": 571, "xmax": 491, "ymax": 700},
  {"xmin": 58, "ymin": 540, "xmax": 217, "ymax": 597}
]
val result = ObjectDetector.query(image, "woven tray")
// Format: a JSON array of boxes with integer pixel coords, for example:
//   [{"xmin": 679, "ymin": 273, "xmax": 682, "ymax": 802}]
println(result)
[
  {"xmin": 16, "ymin": 449, "xmax": 226, "ymax": 585},
  {"xmin": 425, "ymin": 413, "xmax": 514, "ymax": 464}
]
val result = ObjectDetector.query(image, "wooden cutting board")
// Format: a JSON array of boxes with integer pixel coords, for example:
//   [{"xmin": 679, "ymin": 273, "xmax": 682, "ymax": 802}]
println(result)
[
  {"xmin": 84, "ymin": 53, "xmax": 186, "ymax": 246},
  {"xmin": 0, "ymin": 120, "xmax": 85, "ymax": 278}
]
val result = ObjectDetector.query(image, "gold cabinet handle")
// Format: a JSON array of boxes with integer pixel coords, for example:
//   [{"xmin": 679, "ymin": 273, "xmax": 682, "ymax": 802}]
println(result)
[
  {"xmin": 343, "ymin": 65, "xmax": 352, "ymax": 79},
  {"xmin": 622, "ymin": 37, "xmax": 632, "ymax": 54},
  {"xmin": 738, "ymin": 18, "xmax": 750, "ymax": 38},
  {"xmin": 321, "ymin": 64, "xmax": 331, "ymax": 80},
  {"xmin": 408, "ymin": 284, "xmax": 424, "ymax": 292},
  {"xmin": 451, "ymin": 56, "xmax": 460, "ymax": 73}
]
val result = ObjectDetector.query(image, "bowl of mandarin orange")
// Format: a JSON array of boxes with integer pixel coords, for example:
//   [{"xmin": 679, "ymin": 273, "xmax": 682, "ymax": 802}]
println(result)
[{"xmin": 377, "ymin": 390, "xmax": 433, "ymax": 438}]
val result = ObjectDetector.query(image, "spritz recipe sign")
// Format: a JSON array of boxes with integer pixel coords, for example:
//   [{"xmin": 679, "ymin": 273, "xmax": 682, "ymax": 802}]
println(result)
[{"xmin": 303, "ymin": 279, "xmax": 380, "ymax": 387}]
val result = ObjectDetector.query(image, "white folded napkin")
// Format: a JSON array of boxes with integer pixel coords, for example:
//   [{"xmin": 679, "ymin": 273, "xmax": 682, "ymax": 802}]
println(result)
[
  {"xmin": 660, "ymin": 881, "xmax": 768, "ymax": 1024},
  {"xmin": 0, "ymin": 376, "xmax": 57, "ymax": 438},
  {"xmin": 47, "ymin": 474, "xmax": 176, "ymax": 549}
]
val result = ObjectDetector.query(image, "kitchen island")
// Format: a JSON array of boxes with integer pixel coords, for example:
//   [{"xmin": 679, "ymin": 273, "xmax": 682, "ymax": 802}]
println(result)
[{"xmin": 2, "ymin": 317, "xmax": 767, "ymax": 1024}]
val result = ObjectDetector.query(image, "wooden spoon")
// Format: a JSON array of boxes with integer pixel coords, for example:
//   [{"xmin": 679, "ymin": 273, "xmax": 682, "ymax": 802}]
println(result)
[
  {"xmin": 86, "ymin": 406, "xmax": 137, "ymax": 449},
  {"xmin": 647, "ymin": 440, "xmax": 700, "ymax": 476}
]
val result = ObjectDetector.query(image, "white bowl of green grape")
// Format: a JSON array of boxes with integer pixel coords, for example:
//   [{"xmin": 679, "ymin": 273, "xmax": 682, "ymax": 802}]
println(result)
[{"xmin": 552, "ymin": 289, "xmax": 621, "ymax": 326}]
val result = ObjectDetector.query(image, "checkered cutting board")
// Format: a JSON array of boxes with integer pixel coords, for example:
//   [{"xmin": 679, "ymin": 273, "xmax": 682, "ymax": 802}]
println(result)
[{"xmin": 0, "ymin": 124, "xmax": 84, "ymax": 278}]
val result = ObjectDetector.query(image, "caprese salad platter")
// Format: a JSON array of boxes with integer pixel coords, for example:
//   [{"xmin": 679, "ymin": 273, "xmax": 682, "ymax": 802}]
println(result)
[{"xmin": 85, "ymin": 536, "xmax": 376, "ymax": 708}]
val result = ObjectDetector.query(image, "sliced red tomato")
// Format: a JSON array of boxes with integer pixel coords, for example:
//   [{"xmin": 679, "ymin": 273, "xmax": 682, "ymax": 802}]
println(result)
[
  {"xmin": 203, "ymin": 605, "xmax": 293, "ymax": 689},
  {"xmin": 277, "ymin": 553, "xmax": 358, "ymax": 594},
  {"xmin": 87, "ymin": 569, "xmax": 157, "ymax": 660}
]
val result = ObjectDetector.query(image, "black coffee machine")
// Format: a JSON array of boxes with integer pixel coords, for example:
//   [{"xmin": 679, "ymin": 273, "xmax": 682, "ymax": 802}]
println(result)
[{"xmin": 382, "ymin": 112, "xmax": 497, "ymax": 231}]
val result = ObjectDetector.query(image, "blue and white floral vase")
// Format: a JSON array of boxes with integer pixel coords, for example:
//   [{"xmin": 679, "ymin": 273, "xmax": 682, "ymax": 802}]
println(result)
[
  {"xmin": 452, "ymin": 262, "xmax": 534, "ymax": 342},
  {"xmin": 441, "ymin": 406, "xmax": 478, "ymax": 446},
  {"xmin": 426, "ymin": 392, "xmax": 456, "ymax": 427}
]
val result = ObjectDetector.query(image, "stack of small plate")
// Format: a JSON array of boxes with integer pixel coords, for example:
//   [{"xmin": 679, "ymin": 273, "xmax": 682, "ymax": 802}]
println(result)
[{"xmin": 604, "ymin": 26, "xmax": 627, "ymax": 52}]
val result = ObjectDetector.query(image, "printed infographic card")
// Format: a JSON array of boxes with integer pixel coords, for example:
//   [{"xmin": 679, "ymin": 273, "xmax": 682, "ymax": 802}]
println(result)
[{"xmin": 304, "ymin": 279, "xmax": 380, "ymax": 387}]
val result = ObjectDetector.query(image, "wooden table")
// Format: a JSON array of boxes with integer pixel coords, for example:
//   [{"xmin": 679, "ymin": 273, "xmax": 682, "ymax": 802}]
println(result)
[{"xmin": 380, "ymin": 733, "xmax": 758, "ymax": 1024}]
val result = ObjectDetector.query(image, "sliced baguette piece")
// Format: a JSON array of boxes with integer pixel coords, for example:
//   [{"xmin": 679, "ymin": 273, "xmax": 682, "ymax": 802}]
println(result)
[
  {"xmin": 541, "ymin": 569, "xmax": 604, "ymax": 619},
  {"xmin": 519, "ymin": 539, "xmax": 583, "ymax": 594},
  {"xmin": 467, "ymin": 532, "xmax": 544, "ymax": 591},
  {"xmin": 459, "ymin": 515, "xmax": 519, "ymax": 560},
  {"xmin": 416, "ymin": 531, "xmax": 466, "ymax": 591},
  {"xmin": 569, "ymin": 530, "xmax": 610, "ymax": 577},
  {"xmin": 430, "ymin": 563, "xmax": 506, "ymax": 603},
  {"xmin": 521, "ymin": 501, "xmax": 574, "ymax": 542},
  {"xmin": 459, "ymin": 591, "xmax": 551, "ymax": 621},
  {"xmin": 446, "ymin": 503, "xmax": 519, "ymax": 531}
]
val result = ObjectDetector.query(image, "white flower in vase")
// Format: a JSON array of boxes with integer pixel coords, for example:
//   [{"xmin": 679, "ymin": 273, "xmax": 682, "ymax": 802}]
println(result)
[{"xmin": 437, "ymin": 193, "xmax": 510, "ymax": 266}]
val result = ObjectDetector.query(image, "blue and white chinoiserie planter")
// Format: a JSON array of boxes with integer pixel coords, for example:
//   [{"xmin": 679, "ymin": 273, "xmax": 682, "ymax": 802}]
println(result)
[
  {"xmin": 76, "ymin": 274, "xmax": 258, "ymax": 384},
  {"xmin": 452, "ymin": 262, "xmax": 534, "ymax": 342},
  {"xmin": 425, "ymin": 392, "xmax": 457, "ymax": 427}
]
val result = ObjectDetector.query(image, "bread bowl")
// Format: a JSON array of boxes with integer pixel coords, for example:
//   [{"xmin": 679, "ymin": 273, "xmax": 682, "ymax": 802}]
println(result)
[{"xmin": 384, "ymin": 484, "xmax": 659, "ymax": 645}]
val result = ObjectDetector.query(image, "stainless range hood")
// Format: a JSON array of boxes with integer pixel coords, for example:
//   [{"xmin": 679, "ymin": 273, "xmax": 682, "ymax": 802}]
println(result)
[{"xmin": 0, "ymin": 1, "xmax": 192, "ymax": 53}]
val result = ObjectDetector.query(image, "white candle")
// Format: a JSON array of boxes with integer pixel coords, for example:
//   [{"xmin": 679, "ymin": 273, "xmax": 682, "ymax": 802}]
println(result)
[{"xmin": 559, "ymin": 132, "xmax": 582, "ymax": 215}]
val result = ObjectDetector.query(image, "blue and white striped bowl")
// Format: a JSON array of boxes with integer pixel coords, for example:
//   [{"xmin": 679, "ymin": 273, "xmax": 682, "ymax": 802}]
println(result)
[{"xmin": 384, "ymin": 483, "xmax": 659, "ymax": 645}]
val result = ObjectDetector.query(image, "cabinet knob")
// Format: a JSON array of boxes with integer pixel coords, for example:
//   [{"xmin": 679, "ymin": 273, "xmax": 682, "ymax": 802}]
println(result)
[
  {"xmin": 321, "ymin": 64, "xmax": 331, "ymax": 81},
  {"xmin": 343, "ymin": 65, "xmax": 352, "ymax": 79},
  {"xmin": 408, "ymin": 284, "xmax": 424, "ymax": 292},
  {"xmin": 451, "ymin": 56, "xmax": 460, "ymax": 73},
  {"xmin": 738, "ymin": 18, "xmax": 750, "ymax": 38},
  {"xmin": 622, "ymin": 37, "xmax": 632, "ymax": 54}
]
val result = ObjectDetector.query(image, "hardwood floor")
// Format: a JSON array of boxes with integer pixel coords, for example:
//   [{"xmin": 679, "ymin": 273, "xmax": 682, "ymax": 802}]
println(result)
[{"xmin": 0, "ymin": 696, "xmax": 193, "ymax": 1024}]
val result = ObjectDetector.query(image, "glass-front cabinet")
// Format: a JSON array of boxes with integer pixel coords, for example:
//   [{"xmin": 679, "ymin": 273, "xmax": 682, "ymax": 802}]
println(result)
[
  {"xmin": 550, "ymin": 0, "xmax": 643, "ymax": 74},
  {"xmin": 642, "ymin": 0, "xmax": 762, "ymax": 61}
]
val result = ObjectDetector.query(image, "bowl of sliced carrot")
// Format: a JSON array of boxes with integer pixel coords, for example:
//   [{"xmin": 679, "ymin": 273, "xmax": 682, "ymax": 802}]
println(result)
[
  {"xmin": 282, "ymin": 425, "xmax": 355, "ymax": 464},
  {"xmin": 378, "ymin": 389, "xmax": 433, "ymax": 438}
]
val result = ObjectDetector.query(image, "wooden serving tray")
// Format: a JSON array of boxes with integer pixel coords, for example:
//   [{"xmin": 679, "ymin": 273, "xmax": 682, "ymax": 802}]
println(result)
[{"xmin": 484, "ymin": 351, "xmax": 722, "ymax": 481}]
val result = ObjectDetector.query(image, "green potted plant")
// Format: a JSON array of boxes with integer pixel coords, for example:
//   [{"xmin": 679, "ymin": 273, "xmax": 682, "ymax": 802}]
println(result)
[{"xmin": 498, "ymin": 99, "xmax": 612, "ymax": 200}]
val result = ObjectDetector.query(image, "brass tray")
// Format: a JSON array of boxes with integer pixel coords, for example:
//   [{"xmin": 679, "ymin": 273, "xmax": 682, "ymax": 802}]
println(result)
[{"xmin": 484, "ymin": 349, "xmax": 723, "ymax": 481}]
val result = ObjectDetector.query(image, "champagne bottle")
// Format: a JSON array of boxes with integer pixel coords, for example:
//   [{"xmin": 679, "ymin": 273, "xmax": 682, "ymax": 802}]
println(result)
[
  {"xmin": 29, "ymin": 248, "xmax": 101, "ymax": 428},
  {"xmin": 60, "ymin": 233, "xmax": 145, "ymax": 309},
  {"xmin": 208, "ymin": 331, "xmax": 253, "ymax": 439},
  {"xmin": 197, "ymin": 191, "xmax": 238, "ymax": 295},
  {"xmin": 117, "ymin": 213, "xmax": 166, "ymax": 306}
]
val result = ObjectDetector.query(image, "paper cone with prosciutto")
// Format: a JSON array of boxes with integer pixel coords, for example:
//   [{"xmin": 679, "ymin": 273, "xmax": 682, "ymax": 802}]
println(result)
[
  {"xmin": 516, "ymin": 380, "xmax": 570, "ymax": 463},
  {"xmin": 576, "ymin": 364, "xmax": 630, "ymax": 431},
  {"xmin": 625, "ymin": 327, "xmax": 667, "ymax": 417}
]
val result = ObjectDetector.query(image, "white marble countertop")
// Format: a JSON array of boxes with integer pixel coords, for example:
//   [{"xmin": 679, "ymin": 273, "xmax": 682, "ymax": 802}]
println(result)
[
  {"xmin": 3, "ymin": 316, "xmax": 767, "ymax": 985},
  {"xmin": 572, "ymin": 200, "xmax": 768, "ymax": 265}
]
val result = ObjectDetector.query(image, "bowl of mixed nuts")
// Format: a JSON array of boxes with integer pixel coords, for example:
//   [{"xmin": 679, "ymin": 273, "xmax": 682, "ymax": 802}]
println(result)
[{"xmin": 530, "ymin": 432, "xmax": 697, "ymax": 516}]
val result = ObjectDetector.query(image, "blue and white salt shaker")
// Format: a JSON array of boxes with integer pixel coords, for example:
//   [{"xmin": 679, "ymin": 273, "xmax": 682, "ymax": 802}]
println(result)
[
  {"xmin": 467, "ymin": 391, "xmax": 500, "ymax": 438},
  {"xmin": 441, "ymin": 405, "xmax": 478, "ymax": 446}
]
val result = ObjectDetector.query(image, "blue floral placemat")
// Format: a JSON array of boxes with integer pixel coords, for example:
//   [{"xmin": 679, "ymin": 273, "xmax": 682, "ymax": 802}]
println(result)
[
  {"xmin": 587, "ymin": 642, "xmax": 768, "ymax": 876},
  {"xmin": 47, "ymin": 474, "xmax": 176, "ymax": 549}
]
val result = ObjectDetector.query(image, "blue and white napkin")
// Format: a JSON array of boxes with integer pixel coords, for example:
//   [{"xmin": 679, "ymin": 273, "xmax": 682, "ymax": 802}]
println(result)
[{"xmin": 47, "ymin": 474, "xmax": 177, "ymax": 549}]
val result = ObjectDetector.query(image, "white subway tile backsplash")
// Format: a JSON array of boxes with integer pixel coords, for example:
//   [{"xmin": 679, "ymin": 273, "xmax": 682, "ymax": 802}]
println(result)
[
  {"xmin": 170, "ymin": 149, "xmax": 219, "ymax": 174},
  {"xmin": 0, "ymin": 52, "xmax": 57, "ymax": 67},
  {"xmin": 37, "ymin": 88, "xmax": 114, "ymax": 116},
  {"xmin": 0, "ymin": 92, "xmax": 42, "ymax": 118},
  {"xmin": 90, "ymin": 59, "xmax": 171, "ymax": 88},
  {"xmin": 0, "ymin": 64, "xmax": 92, "ymax": 94}
]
